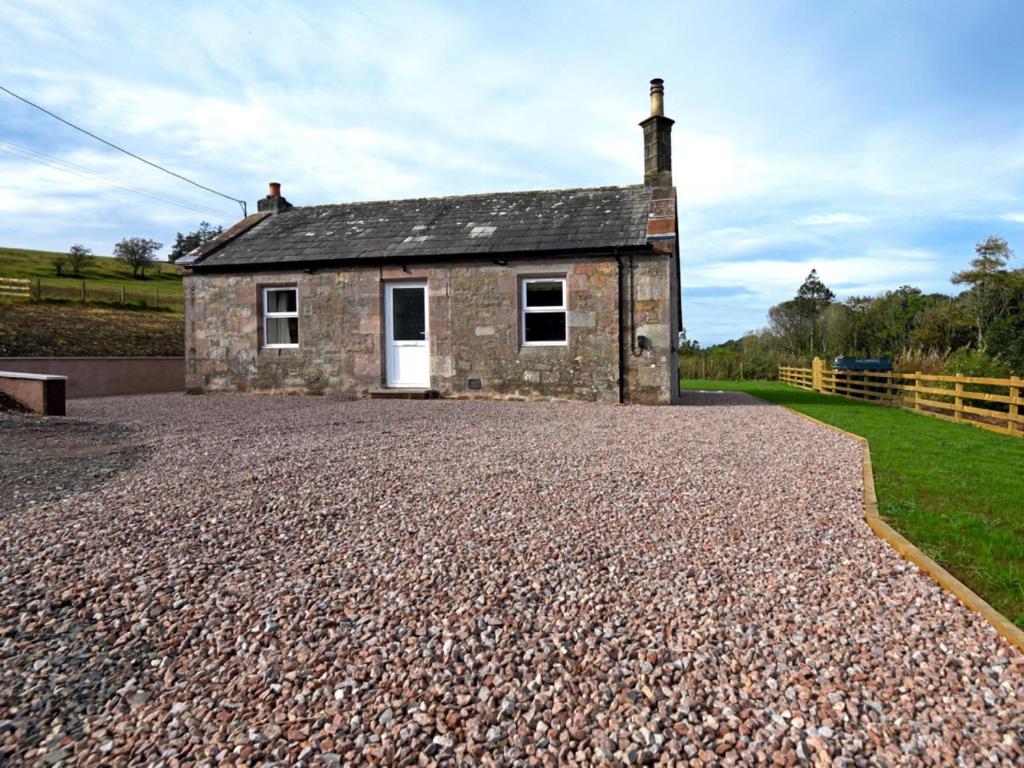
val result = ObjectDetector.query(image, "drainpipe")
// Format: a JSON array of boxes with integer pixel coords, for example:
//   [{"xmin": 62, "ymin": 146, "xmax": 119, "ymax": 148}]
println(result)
[
  {"xmin": 629, "ymin": 253, "xmax": 643, "ymax": 357},
  {"xmin": 615, "ymin": 250, "xmax": 626, "ymax": 404}
]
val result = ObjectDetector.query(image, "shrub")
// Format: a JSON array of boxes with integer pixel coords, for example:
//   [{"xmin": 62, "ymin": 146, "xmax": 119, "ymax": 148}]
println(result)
[{"xmin": 939, "ymin": 349, "xmax": 1012, "ymax": 378}]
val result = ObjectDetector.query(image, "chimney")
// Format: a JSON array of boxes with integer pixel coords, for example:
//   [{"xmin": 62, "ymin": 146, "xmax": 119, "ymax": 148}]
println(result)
[
  {"xmin": 640, "ymin": 78, "xmax": 674, "ymax": 189},
  {"xmin": 257, "ymin": 181, "xmax": 293, "ymax": 214}
]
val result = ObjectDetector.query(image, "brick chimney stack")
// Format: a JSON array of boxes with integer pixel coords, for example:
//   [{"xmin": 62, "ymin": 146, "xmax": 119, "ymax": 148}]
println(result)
[
  {"xmin": 640, "ymin": 79, "xmax": 674, "ymax": 189},
  {"xmin": 257, "ymin": 181, "xmax": 293, "ymax": 214}
]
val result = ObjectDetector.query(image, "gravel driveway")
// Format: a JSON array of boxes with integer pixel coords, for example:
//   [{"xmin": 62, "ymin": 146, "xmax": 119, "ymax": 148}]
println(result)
[{"xmin": 1, "ymin": 392, "xmax": 1021, "ymax": 766}]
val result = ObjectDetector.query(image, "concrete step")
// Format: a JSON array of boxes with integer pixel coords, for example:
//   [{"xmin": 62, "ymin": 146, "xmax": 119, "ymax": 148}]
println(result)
[{"xmin": 368, "ymin": 388, "xmax": 440, "ymax": 400}]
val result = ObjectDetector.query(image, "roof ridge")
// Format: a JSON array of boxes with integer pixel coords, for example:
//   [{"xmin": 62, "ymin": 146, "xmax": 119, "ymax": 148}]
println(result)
[{"xmin": 287, "ymin": 184, "xmax": 648, "ymax": 212}]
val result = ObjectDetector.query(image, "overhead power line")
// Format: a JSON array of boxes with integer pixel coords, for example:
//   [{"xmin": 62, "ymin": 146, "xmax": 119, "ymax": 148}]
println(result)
[
  {"xmin": 0, "ymin": 83, "xmax": 247, "ymax": 216},
  {"xmin": 0, "ymin": 139, "xmax": 229, "ymax": 217}
]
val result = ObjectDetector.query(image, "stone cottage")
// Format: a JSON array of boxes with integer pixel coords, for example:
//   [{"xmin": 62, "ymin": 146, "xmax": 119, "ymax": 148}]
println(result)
[{"xmin": 181, "ymin": 79, "xmax": 681, "ymax": 404}]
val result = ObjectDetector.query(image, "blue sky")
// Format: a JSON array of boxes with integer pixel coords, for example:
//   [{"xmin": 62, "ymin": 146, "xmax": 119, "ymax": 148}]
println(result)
[{"xmin": 2, "ymin": 1, "xmax": 1023, "ymax": 345}]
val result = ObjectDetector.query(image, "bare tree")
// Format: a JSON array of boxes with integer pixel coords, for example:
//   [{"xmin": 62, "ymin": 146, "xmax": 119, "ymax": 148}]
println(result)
[
  {"xmin": 114, "ymin": 237, "xmax": 163, "ymax": 279},
  {"xmin": 67, "ymin": 244, "xmax": 93, "ymax": 278}
]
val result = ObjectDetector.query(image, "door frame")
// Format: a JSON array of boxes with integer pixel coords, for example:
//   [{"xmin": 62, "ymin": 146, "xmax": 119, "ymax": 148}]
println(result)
[{"xmin": 383, "ymin": 280, "xmax": 430, "ymax": 388}]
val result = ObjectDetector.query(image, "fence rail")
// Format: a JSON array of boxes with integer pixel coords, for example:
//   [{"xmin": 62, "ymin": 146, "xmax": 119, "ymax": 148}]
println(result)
[
  {"xmin": 1, "ymin": 278, "xmax": 183, "ymax": 310},
  {"xmin": 0, "ymin": 278, "xmax": 30, "ymax": 297},
  {"xmin": 780, "ymin": 360, "xmax": 1023, "ymax": 438},
  {"xmin": 779, "ymin": 366, "xmax": 815, "ymax": 391}
]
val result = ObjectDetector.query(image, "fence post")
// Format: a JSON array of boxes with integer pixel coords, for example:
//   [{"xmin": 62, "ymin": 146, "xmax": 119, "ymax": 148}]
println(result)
[
  {"xmin": 914, "ymin": 371, "xmax": 922, "ymax": 412},
  {"xmin": 81, "ymin": 281, "xmax": 86, "ymax": 303},
  {"xmin": 120, "ymin": 286, "xmax": 125, "ymax": 305},
  {"xmin": 34, "ymin": 278, "xmax": 41, "ymax": 299},
  {"xmin": 954, "ymin": 373, "xmax": 963, "ymax": 422},
  {"xmin": 1010, "ymin": 375, "xmax": 1020, "ymax": 436}
]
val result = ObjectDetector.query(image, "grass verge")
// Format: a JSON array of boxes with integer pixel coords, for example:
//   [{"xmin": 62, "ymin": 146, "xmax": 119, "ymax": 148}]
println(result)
[{"xmin": 681, "ymin": 378, "xmax": 1024, "ymax": 628}]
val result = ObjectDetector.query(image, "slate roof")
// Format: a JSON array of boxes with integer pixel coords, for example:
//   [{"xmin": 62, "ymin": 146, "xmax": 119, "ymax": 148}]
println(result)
[{"xmin": 190, "ymin": 185, "xmax": 653, "ymax": 270}]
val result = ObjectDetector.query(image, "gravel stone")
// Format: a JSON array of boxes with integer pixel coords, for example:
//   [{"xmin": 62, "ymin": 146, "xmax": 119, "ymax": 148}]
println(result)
[
  {"xmin": 0, "ymin": 411, "xmax": 144, "ymax": 514},
  {"xmin": 0, "ymin": 391, "xmax": 1021, "ymax": 765}
]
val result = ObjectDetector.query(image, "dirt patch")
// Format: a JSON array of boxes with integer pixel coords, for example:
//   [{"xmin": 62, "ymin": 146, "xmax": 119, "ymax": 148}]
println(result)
[
  {"xmin": 0, "ymin": 412, "xmax": 147, "ymax": 513},
  {"xmin": 0, "ymin": 391, "xmax": 30, "ymax": 413},
  {"xmin": 0, "ymin": 300, "xmax": 183, "ymax": 357}
]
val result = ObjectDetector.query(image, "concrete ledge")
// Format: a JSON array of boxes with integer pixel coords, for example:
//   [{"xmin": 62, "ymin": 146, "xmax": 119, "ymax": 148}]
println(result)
[
  {"xmin": 0, "ymin": 371, "xmax": 66, "ymax": 415},
  {"xmin": 781, "ymin": 403, "xmax": 1024, "ymax": 652}
]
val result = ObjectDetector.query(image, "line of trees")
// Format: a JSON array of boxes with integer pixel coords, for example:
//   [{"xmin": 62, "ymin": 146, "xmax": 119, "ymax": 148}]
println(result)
[
  {"xmin": 683, "ymin": 236, "xmax": 1024, "ymax": 379},
  {"xmin": 47, "ymin": 221, "xmax": 223, "ymax": 281},
  {"xmin": 51, "ymin": 244, "xmax": 93, "ymax": 278}
]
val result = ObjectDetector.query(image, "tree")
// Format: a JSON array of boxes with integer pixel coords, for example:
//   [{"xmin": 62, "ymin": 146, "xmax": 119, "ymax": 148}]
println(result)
[
  {"xmin": 114, "ymin": 237, "xmax": 162, "ymax": 279},
  {"xmin": 67, "ymin": 244, "xmax": 92, "ymax": 278},
  {"xmin": 797, "ymin": 269, "xmax": 835, "ymax": 355},
  {"xmin": 51, "ymin": 251, "xmax": 67, "ymax": 277},
  {"xmin": 768, "ymin": 270, "xmax": 836, "ymax": 356},
  {"xmin": 796, "ymin": 269, "xmax": 836, "ymax": 307},
  {"xmin": 822, "ymin": 303, "xmax": 856, "ymax": 356},
  {"xmin": 909, "ymin": 297, "xmax": 974, "ymax": 353},
  {"xmin": 952, "ymin": 236, "xmax": 1015, "ymax": 348},
  {"xmin": 859, "ymin": 286, "xmax": 935, "ymax": 357},
  {"xmin": 169, "ymin": 221, "xmax": 223, "ymax": 261},
  {"xmin": 678, "ymin": 326, "xmax": 700, "ymax": 353}
]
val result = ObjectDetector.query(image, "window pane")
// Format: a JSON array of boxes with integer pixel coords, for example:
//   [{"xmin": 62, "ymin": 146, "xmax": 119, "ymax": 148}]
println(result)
[
  {"xmin": 525, "ymin": 281, "xmax": 563, "ymax": 308},
  {"xmin": 392, "ymin": 287, "xmax": 426, "ymax": 341},
  {"xmin": 525, "ymin": 312, "xmax": 566, "ymax": 343},
  {"xmin": 267, "ymin": 317, "xmax": 298, "ymax": 345},
  {"xmin": 267, "ymin": 288, "xmax": 296, "ymax": 313}
]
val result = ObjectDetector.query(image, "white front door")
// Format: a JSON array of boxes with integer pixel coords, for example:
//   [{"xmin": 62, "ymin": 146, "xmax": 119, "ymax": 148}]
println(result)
[{"xmin": 384, "ymin": 281, "xmax": 430, "ymax": 388}]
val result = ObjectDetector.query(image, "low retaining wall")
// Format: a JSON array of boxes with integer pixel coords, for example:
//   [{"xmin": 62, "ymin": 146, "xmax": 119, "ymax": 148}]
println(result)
[
  {"xmin": 0, "ymin": 371, "xmax": 66, "ymax": 415},
  {"xmin": 0, "ymin": 357, "xmax": 184, "ymax": 399}
]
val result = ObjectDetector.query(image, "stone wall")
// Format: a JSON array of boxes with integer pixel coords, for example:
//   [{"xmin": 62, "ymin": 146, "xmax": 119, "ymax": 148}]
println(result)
[{"xmin": 185, "ymin": 252, "xmax": 678, "ymax": 404}]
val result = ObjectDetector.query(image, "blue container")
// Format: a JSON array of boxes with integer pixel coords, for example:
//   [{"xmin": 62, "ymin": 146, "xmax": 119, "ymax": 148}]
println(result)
[{"xmin": 832, "ymin": 356, "xmax": 893, "ymax": 372}]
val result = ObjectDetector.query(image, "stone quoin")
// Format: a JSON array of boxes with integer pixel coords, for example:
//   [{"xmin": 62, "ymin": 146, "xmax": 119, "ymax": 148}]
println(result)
[{"xmin": 179, "ymin": 79, "xmax": 682, "ymax": 404}]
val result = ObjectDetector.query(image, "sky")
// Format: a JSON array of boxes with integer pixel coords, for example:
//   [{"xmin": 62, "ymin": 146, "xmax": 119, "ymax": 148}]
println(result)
[{"xmin": 2, "ymin": 1, "xmax": 1024, "ymax": 345}]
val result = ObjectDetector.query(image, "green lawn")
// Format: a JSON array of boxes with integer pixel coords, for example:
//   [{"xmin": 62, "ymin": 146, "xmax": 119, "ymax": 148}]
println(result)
[
  {"xmin": 681, "ymin": 378, "xmax": 1024, "ymax": 627},
  {"xmin": 0, "ymin": 246, "xmax": 182, "ymax": 311}
]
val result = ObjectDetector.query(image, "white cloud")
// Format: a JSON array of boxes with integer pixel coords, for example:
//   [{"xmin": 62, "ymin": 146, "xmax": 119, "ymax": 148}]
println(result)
[
  {"xmin": 800, "ymin": 213, "xmax": 872, "ymax": 226},
  {"xmin": 684, "ymin": 248, "xmax": 948, "ymax": 311},
  {"xmin": 0, "ymin": 1, "xmax": 1022, "ymax": 342}
]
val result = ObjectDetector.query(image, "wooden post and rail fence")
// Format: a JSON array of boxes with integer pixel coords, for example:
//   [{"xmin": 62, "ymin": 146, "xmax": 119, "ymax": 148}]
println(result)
[
  {"xmin": 780, "ymin": 359, "xmax": 1023, "ymax": 438},
  {"xmin": 0, "ymin": 277, "xmax": 182, "ymax": 309}
]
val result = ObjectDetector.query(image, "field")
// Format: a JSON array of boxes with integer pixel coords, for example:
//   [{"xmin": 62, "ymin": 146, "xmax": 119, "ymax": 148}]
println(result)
[
  {"xmin": 0, "ymin": 301, "xmax": 183, "ymax": 357},
  {"xmin": 0, "ymin": 246, "xmax": 183, "ymax": 311},
  {"xmin": 681, "ymin": 379, "xmax": 1024, "ymax": 627}
]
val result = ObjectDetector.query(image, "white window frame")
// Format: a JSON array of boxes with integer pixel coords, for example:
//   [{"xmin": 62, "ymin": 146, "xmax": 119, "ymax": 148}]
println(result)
[
  {"xmin": 521, "ymin": 277, "xmax": 568, "ymax": 347},
  {"xmin": 262, "ymin": 286, "xmax": 299, "ymax": 349}
]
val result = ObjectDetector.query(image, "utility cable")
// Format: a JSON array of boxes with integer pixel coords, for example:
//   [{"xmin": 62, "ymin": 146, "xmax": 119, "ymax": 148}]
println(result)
[
  {"xmin": 0, "ymin": 139, "xmax": 228, "ymax": 217},
  {"xmin": 0, "ymin": 83, "xmax": 247, "ymax": 216}
]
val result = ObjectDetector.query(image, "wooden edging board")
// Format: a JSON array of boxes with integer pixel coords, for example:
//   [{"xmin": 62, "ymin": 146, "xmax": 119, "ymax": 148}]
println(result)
[
  {"xmin": 699, "ymin": 389, "xmax": 1024, "ymax": 652},
  {"xmin": 783, "ymin": 405, "xmax": 1024, "ymax": 652}
]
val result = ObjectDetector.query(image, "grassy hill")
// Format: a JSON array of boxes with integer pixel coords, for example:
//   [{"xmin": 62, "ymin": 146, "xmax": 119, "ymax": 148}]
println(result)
[{"xmin": 0, "ymin": 246, "xmax": 183, "ymax": 311}]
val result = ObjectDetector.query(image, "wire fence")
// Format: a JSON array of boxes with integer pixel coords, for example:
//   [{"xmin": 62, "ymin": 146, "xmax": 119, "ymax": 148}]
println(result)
[{"xmin": 4, "ymin": 277, "xmax": 184, "ymax": 311}]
